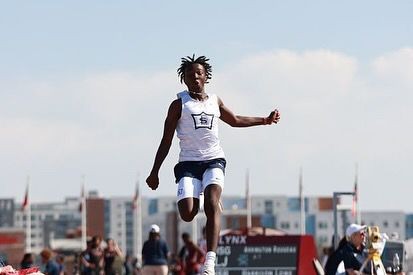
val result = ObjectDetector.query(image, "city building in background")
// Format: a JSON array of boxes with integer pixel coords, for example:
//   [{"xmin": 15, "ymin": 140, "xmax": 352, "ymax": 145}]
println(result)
[
  {"xmin": 0, "ymin": 192, "xmax": 412, "ymax": 262},
  {"xmin": 0, "ymin": 199, "xmax": 15, "ymax": 228}
]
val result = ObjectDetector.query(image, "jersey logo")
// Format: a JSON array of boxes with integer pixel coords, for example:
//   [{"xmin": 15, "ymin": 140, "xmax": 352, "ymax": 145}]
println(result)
[{"xmin": 191, "ymin": 112, "xmax": 214, "ymax": 129}]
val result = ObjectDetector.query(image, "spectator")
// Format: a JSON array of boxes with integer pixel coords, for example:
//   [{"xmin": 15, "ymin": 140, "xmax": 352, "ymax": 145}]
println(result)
[
  {"xmin": 80, "ymin": 240, "xmax": 93, "ymax": 275},
  {"xmin": 104, "ymin": 238, "xmax": 123, "ymax": 275},
  {"xmin": 169, "ymin": 253, "xmax": 184, "ymax": 275},
  {"xmin": 131, "ymin": 257, "xmax": 141, "ymax": 275},
  {"xmin": 325, "ymin": 224, "xmax": 369, "ymax": 275},
  {"xmin": 324, "ymin": 237, "xmax": 348, "ymax": 275},
  {"xmin": 20, "ymin": 253, "xmax": 35, "ymax": 269},
  {"xmin": 197, "ymin": 227, "xmax": 207, "ymax": 255},
  {"xmin": 141, "ymin": 224, "xmax": 169, "ymax": 275},
  {"xmin": 90, "ymin": 236, "xmax": 104, "ymax": 275},
  {"xmin": 180, "ymin": 232, "xmax": 205, "ymax": 275},
  {"xmin": 40, "ymin": 249, "xmax": 60, "ymax": 275},
  {"xmin": 124, "ymin": 254, "xmax": 133, "ymax": 275},
  {"xmin": 55, "ymin": 254, "xmax": 65, "ymax": 275}
]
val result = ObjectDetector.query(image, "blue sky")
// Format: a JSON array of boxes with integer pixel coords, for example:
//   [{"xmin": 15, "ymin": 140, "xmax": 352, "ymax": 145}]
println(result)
[{"xmin": 1, "ymin": 1, "xmax": 412, "ymax": 212}]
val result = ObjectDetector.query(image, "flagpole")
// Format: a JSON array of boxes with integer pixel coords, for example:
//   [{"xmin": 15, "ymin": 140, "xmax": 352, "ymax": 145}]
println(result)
[
  {"xmin": 134, "ymin": 188, "xmax": 137, "ymax": 258},
  {"xmin": 246, "ymin": 169, "xmax": 252, "ymax": 230},
  {"xmin": 299, "ymin": 167, "xmax": 305, "ymax": 235},
  {"xmin": 25, "ymin": 176, "xmax": 31, "ymax": 253},
  {"xmin": 134, "ymin": 178, "xmax": 142, "ymax": 263},
  {"xmin": 355, "ymin": 163, "xmax": 361, "ymax": 224},
  {"xmin": 81, "ymin": 175, "xmax": 87, "ymax": 250}
]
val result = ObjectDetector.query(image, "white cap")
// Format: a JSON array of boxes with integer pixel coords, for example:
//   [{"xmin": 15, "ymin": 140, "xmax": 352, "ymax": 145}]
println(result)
[
  {"xmin": 150, "ymin": 224, "xmax": 160, "ymax": 233},
  {"xmin": 346, "ymin": 223, "xmax": 366, "ymax": 237}
]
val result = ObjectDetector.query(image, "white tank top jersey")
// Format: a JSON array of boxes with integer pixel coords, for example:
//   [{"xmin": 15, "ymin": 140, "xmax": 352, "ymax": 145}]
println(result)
[{"xmin": 176, "ymin": 90, "xmax": 225, "ymax": 162}]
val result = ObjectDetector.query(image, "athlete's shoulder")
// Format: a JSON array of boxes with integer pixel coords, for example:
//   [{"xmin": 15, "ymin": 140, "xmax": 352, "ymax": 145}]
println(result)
[
  {"xmin": 177, "ymin": 90, "xmax": 188, "ymax": 99},
  {"xmin": 170, "ymin": 98, "xmax": 182, "ymax": 109},
  {"xmin": 206, "ymin": 93, "xmax": 220, "ymax": 103}
]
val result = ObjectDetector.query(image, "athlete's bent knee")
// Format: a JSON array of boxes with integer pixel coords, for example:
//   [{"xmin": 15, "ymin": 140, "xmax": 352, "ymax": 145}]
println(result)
[{"xmin": 179, "ymin": 212, "xmax": 196, "ymax": 222}]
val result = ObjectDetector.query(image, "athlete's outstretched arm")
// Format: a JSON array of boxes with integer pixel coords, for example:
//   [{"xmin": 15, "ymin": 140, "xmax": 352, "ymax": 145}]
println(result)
[
  {"xmin": 146, "ymin": 99, "xmax": 181, "ymax": 190},
  {"xmin": 218, "ymin": 97, "xmax": 280, "ymax": 127}
]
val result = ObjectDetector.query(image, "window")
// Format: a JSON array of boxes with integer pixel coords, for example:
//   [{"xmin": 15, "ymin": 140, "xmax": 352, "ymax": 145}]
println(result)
[
  {"xmin": 59, "ymin": 214, "xmax": 70, "ymax": 220},
  {"xmin": 318, "ymin": 221, "xmax": 328, "ymax": 229},
  {"xmin": 230, "ymin": 218, "xmax": 240, "ymax": 229},
  {"xmin": 280, "ymin": 222, "xmax": 290, "ymax": 229},
  {"xmin": 264, "ymin": 201, "xmax": 273, "ymax": 214},
  {"xmin": 148, "ymin": 199, "xmax": 158, "ymax": 215},
  {"xmin": 318, "ymin": 235, "xmax": 328, "ymax": 245}
]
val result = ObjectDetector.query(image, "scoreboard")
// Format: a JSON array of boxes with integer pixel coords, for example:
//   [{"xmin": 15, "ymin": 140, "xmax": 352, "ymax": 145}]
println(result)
[{"xmin": 215, "ymin": 233, "xmax": 317, "ymax": 275}]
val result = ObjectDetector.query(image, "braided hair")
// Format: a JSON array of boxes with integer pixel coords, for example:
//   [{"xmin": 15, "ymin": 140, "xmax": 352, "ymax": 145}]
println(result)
[{"xmin": 177, "ymin": 54, "xmax": 212, "ymax": 83}]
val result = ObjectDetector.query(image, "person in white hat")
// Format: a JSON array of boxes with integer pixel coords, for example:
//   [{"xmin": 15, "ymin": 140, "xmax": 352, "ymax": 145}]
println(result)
[
  {"xmin": 342, "ymin": 223, "xmax": 369, "ymax": 275},
  {"xmin": 324, "ymin": 224, "xmax": 368, "ymax": 275},
  {"xmin": 141, "ymin": 224, "xmax": 170, "ymax": 275}
]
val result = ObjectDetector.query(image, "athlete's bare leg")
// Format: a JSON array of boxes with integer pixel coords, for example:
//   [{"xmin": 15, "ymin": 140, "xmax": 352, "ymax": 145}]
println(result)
[
  {"xmin": 203, "ymin": 184, "xmax": 222, "ymax": 252},
  {"xmin": 178, "ymin": 197, "xmax": 200, "ymax": 222}
]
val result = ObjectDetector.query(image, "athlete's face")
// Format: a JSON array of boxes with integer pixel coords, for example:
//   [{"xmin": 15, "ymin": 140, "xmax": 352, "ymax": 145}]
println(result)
[{"xmin": 184, "ymin": 63, "xmax": 207, "ymax": 93}]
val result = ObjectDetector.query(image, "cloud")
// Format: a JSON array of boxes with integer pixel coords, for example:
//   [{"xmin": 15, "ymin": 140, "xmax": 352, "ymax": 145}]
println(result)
[
  {"xmin": 372, "ymin": 47, "xmax": 413, "ymax": 85},
  {"xmin": 1, "ymin": 48, "xmax": 412, "ymax": 210}
]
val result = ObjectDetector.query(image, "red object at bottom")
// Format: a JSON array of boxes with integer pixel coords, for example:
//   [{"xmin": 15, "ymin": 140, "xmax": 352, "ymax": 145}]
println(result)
[{"xmin": 18, "ymin": 267, "xmax": 40, "ymax": 275}]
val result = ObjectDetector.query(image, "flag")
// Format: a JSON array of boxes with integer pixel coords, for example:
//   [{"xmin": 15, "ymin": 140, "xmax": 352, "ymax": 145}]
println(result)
[
  {"xmin": 352, "ymin": 172, "xmax": 358, "ymax": 217},
  {"xmin": 299, "ymin": 167, "xmax": 303, "ymax": 204},
  {"xmin": 132, "ymin": 182, "xmax": 140, "ymax": 210},
  {"xmin": 245, "ymin": 169, "xmax": 250, "ymax": 208},
  {"xmin": 245, "ymin": 173, "xmax": 249, "ymax": 208},
  {"xmin": 79, "ymin": 184, "xmax": 85, "ymax": 212},
  {"xmin": 22, "ymin": 184, "xmax": 29, "ymax": 211}
]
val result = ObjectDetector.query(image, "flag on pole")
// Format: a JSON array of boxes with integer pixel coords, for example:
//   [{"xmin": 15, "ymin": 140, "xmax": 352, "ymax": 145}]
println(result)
[
  {"xmin": 299, "ymin": 168, "xmax": 303, "ymax": 203},
  {"xmin": 79, "ymin": 183, "xmax": 85, "ymax": 212},
  {"xmin": 245, "ymin": 171, "xmax": 249, "ymax": 207},
  {"xmin": 132, "ymin": 182, "xmax": 140, "ymax": 210},
  {"xmin": 352, "ymin": 183, "xmax": 357, "ymax": 217},
  {"xmin": 352, "ymin": 165, "xmax": 358, "ymax": 218},
  {"xmin": 22, "ymin": 184, "xmax": 29, "ymax": 211}
]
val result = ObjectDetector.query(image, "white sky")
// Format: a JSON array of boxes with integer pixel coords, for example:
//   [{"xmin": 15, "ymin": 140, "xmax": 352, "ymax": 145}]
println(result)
[{"xmin": 1, "ymin": 1, "xmax": 412, "ymax": 212}]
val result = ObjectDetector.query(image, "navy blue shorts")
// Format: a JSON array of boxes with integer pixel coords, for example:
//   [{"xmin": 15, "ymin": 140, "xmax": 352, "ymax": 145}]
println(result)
[{"xmin": 174, "ymin": 158, "xmax": 226, "ymax": 183}]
